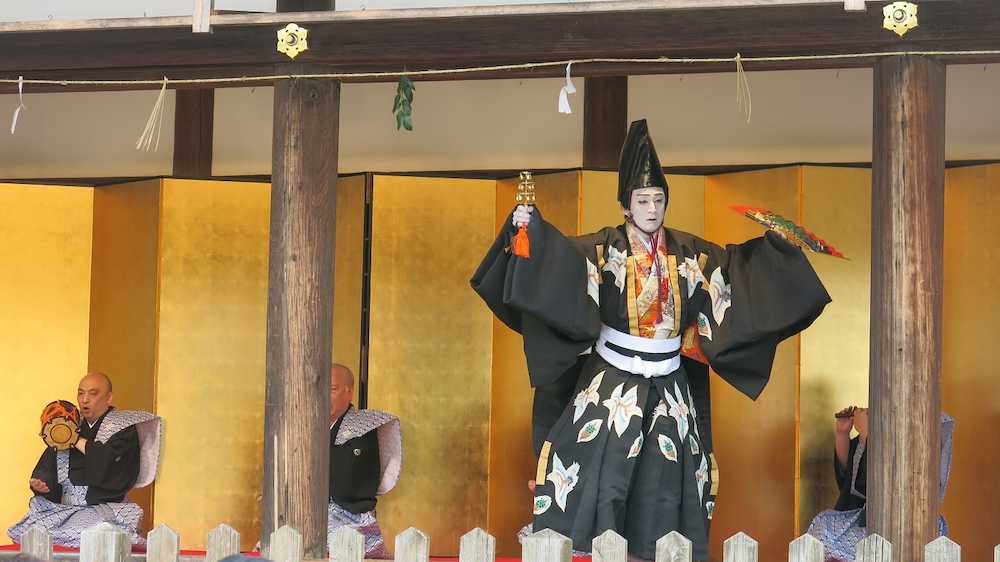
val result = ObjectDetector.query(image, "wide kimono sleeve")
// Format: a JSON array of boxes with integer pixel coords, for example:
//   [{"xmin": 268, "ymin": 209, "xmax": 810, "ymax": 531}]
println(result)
[
  {"xmin": 30, "ymin": 447, "xmax": 63, "ymax": 503},
  {"xmin": 83, "ymin": 425, "xmax": 140, "ymax": 494},
  {"xmin": 694, "ymin": 230, "xmax": 831, "ymax": 400},
  {"xmin": 470, "ymin": 209, "xmax": 602, "ymax": 387}
]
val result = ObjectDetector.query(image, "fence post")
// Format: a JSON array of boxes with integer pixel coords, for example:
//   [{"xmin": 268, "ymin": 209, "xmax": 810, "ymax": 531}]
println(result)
[
  {"xmin": 21, "ymin": 526, "xmax": 52, "ymax": 561},
  {"xmin": 788, "ymin": 534, "xmax": 824, "ymax": 562},
  {"xmin": 655, "ymin": 531, "xmax": 692, "ymax": 562},
  {"xmin": 271, "ymin": 526, "xmax": 304, "ymax": 562},
  {"xmin": 147, "ymin": 524, "xmax": 179, "ymax": 562},
  {"xmin": 592, "ymin": 530, "xmax": 626, "ymax": 562},
  {"xmin": 80, "ymin": 523, "xmax": 129, "ymax": 562},
  {"xmin": 857, "ymin": 534, "xmax": 893, "ymax": 562},
  {"xmin": 330, "ymin": 527, "xmax": 364, "ymax": 562},
  {"xmin": 395, "ymin": 528, "xmax": 430, "ymax": 562},
  {"xmin": 205, "ymin": 524, "xmax": 240, "ymax": 562},
  {"xmin": 925, "ymin": 536, "xmax": 960, "ymax": 562},
  {"xmin": 523, "ymin": 529, "xmax": 571, "ymax": 562},
  {"xmin": 722, "ymin": 532, "xmax": 758, "ymax": 562},
  {"xmin": 459, "ymin": 528, "xmax": 495, "ymax": 562}
]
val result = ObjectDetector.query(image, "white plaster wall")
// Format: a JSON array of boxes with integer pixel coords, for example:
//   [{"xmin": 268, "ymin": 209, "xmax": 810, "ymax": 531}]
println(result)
[
  {"xmin": 0, "ymin": 90, "xmax": 175, "ymax": 178},
  {"xmin": 1, "ymin": 67, "xmax": 998, "ymax": 178},
  {"xmin": 213, "ymin": 78, "xmax": 585, "ymax": 175}
]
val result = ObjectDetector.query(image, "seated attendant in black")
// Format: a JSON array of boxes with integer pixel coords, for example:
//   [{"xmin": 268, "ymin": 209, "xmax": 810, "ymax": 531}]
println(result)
[
  {"xmin": 8, "ymin": 372, "xmax": 162, "ymax": 547},
  {"xmin": 327, "ymin": 364, "xmax": 401, "ymax": 559}
]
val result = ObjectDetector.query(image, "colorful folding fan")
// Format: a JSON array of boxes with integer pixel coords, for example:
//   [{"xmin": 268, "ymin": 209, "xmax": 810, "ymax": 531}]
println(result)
[{"xmin": 730, "ymin": 205, "xmax": 846, "ymax": 259}]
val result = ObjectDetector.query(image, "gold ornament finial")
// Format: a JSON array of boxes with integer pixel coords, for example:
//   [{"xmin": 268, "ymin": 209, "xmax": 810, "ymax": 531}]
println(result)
[
  {"xmin": 516, "ymin": 171, "xmax": 536, "ymax": 206},
  {"xmin": 277, "ymin": 23, "xmax": 309, "ymax": 59},
  {"xmin": 883, "ymin": 2, "xmax": 918, "ymax": 37}
]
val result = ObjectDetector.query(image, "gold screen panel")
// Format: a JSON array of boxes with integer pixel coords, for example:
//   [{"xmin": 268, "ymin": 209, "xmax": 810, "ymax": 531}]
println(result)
[
  {"xmin": 332, "ymin": 175, "xmax": 367, "ymax": 404},
  {"xmin": 489, "ymin": 171, "xmax": 582, "ymax": 555},
  {"xmin": 88, "ymin": 179, "xmax": 162, "ymax": 533},
  {"xmin": 704, "ymin": 167, "xmax": 800, "ymax": 562},
  {"xmin": 368, "ymin": 175, "xmax": 496, "ymax": 555},
  {"xmin": 0, "ymin": 183, "xmax": 94, "ymax": 536},
  {"xmin": 798, "ymin": 167, "xmax": 871, "ymax": 532},
  {"xmin": 153, "ymin": 179, "xmax": 271, "ymax": 550},
  {"xmin": 942, "ymin": 165, "xmax": 1000, "ymax": 561}
]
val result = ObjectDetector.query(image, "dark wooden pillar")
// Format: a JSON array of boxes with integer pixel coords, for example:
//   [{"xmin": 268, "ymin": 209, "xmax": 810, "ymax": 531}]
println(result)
[
  {"xmin": 870, "ymin": 55, "xmax": 946, "ymax": 562},
  {"xmin": 261, "ymin": 66, "xmax": 340, "ymax": 557},
  {"xmin": 172, "ymin": 89, "xmax": 214, "ymax": 178},
  {"xmin": 582, "ymin": 76, "xmax": 627, "ymax": 169}
]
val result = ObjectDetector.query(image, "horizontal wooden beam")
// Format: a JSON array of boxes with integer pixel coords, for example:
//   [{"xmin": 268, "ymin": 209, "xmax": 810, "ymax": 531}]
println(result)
[
  {"xmin": 0, "ymin": 0, "xmax": 962, "ymax": 33},
  {"xmin": 0, "ymin": 1, "xmax": 994, "ymax": 90}
]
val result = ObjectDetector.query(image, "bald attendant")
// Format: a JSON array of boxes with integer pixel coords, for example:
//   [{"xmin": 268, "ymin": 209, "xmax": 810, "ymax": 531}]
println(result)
[
  {"xmin": 327, "ymin": 364, "xmax": 402, "ymax": 559},
  {"xmin": 8, "ymin": 372, "xmax": 162, "ymax": 547}
]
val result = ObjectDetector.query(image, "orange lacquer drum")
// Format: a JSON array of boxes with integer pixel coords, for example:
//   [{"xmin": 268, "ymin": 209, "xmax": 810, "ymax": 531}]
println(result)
[{"xmin": 39, "ymin": 400, "xmax": 81, "ymax": 450}]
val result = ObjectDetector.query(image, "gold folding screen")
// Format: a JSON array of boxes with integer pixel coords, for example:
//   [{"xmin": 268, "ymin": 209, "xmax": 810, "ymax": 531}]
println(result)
[
  {"xmin": 705, "ymin": 168, "xmax": 801, "ymax": 562},
  {"xmin": 366, "ymin": 175, "xmax": 496, "ymax": 555},
  {"xmin": 797, "ymin": 167, "xmax": 872, "ymax": 533},
  {"xmin": 942, "ymin": 164, "xmax": 1000, "ymax": 561},
  {"xmin": 0, "ymin": 183, "xmax": 94, "ymax": 536},
  {"xmin": 3, "ymin": 167, "xmax": 992, "ymax": 560}
]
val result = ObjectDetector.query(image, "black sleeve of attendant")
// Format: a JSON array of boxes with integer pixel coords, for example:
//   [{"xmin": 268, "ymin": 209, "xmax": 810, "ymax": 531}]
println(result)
[
  {"xmin": 31, "ymin": 448, "xmax": 63, "ymax": 503},
  {"xmin": 82, "ymin": 426, "xmax": 140, "ymax": 492},
  {"xmin": 832, "ymin": 437, "xmax": 856, "ymax": 490}
]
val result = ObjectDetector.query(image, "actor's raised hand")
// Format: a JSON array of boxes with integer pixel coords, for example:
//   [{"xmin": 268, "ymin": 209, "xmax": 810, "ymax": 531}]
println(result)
[
  {"xmin": 29, "ymin": 478, "xmax": 50, "ymax": 493},
  {"xmin": 512, "ymin": 205, "xmax": 533, "ymax": 228}
]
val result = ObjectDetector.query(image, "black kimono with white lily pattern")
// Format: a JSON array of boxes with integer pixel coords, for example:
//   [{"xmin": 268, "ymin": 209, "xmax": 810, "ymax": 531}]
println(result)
[{"xmin": 471, "ymin": 210, "xmax": 829, "ymax": 560}]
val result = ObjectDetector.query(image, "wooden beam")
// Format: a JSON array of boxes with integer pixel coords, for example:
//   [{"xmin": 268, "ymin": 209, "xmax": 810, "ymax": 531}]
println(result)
[
  {"xmin": 0, "ymin": 0, "xmax": 962, "ymax": 33},
  {"xmin": 172, "ymin": 89, "xmax": 215, "ymax": 178},
  {"xmin": 869, "ymin": 54, "xmax": 946, "ymax": 562},
  {"xmin": 0, "ymin": 2, "xmax": 996, "ymax": 81},
  {"xmin": 260, "ymin": 64, "xmax": 340, "ymax": 559},
  {"xmin": 582, "ymin": 76, "xmax": 628, "ymax": 169},
  {"xmin": 277, "ymin": 0, "xmax": 336, "ymax": 11}
]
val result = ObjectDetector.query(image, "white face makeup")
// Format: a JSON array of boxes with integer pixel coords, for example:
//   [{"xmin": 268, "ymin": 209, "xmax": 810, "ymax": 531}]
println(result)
[{"xmin": 626, "ymin": 187, "xmax": 666, "ymax": 234}]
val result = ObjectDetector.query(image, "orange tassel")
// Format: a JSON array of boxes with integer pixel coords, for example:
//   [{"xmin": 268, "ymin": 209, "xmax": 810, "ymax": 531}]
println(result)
[{"xmin": 512, "ymin": 225, "xmax": 531, "ymax": 258}]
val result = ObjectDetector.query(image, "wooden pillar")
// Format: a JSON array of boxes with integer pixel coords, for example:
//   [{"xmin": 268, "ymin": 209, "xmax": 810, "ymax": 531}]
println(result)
[
  {"xmin": 869, "ymin": 55, "xmax": 946, "ymax": 562},
  {"xmin": 172, "ymin": 89, "xmax": 214, "ymax": 178},
  {"xmin": 582, "ymin": 76, "xmax": 627, "ymax": 169},
  {"xmin": 261, "ymin": 66, "xmax": 340, "ymax": 558}
]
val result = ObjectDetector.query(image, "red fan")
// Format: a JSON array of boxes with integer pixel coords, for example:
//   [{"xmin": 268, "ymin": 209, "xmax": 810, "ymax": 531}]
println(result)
[{"xmin": 730, "ymin": 205, "xmax": 846, "ymax": 259}]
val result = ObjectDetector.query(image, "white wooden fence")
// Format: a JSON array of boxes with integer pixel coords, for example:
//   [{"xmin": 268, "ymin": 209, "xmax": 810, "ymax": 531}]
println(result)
[{"xmin": 9, "ymin": 523, "xmax": 1000, "ymax": 562}]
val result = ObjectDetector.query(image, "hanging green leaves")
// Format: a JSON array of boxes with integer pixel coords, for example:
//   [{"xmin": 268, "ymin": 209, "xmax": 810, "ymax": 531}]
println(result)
[{"xmin": 392, "ymin": 76, "xmax": 415, "ymax": 131}]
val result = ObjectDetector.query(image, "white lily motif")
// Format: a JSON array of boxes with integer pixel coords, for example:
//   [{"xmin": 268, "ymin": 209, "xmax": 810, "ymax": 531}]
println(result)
[
  {"xmin": 695, "ymin": 454, "xmax": 709, "ymax": 503},
  {"xmin": 708, "ymin": 267, "xmax": 732, "ymax": 326},
  {"xmin": 649, "ymin": 400, "xmax": 669, "ymax": 434},
  {"xmin": 627, "ymin": 433, "xmax": 643, "ymax": 459},
  {"xmin": 602, "ymin": 383, "xmax": 643, "ymax": 438},
  {"xmin": 573, "ymin": 371, "xmax": 604, "ymax": 423},
  {"xmin": 602, "ymin": 246, "xmax": 627, "ymax": 294},
  {"xmin": 686, "ymin": 386, "xmax": 701, "ymax": 439},
  {"xmin": 662, "ymin": 383, "xmax": 690, "ymax": 441},
  {"xmin": 586, "ymin": 258, "xmax": 601, "ymax": 305},
  {"xmin": 546, "ymin": 452, "xmax": 581, "ymax": 511},
  {"xmin": 690, "ymin": 435, "xmax": 700, "ymax": 455},
  {"xmin": 678, "ymin": 256, "xmax": 705, "ymax": 297}
]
